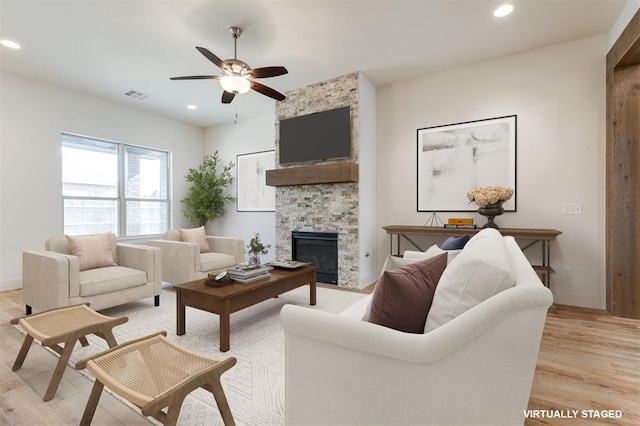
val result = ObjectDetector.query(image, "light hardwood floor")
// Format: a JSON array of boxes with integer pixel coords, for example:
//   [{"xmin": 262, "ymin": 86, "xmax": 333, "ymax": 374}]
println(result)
[
  {"xmin": 0, "ymin": 290, "xmax": 152, "ymax": 426},
  {"xmin": 526, "ymin": 305, "xmax": 640, "ymax": 425},
  {"xmin": 1, "ymin": 289, "xmax": 638, "ymax": 425}
]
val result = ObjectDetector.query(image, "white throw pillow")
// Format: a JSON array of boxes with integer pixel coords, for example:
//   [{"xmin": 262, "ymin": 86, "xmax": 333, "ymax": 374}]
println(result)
[
  {"xmin": 424, "ymin": 229, "xmax": 515, "ymax": 332},
  {"xmin": 381, "ymin": 254, "xmax": 416, "ymax": 271},
  {"xmin": 405, "ymin": 245, "xmax": 462, "ymax": 264}
]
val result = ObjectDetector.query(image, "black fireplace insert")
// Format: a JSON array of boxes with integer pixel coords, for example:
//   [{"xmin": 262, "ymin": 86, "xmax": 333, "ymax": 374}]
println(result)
[{"xmin": 291, "ymin": 231, "xmax": 338, "ymax": 284}]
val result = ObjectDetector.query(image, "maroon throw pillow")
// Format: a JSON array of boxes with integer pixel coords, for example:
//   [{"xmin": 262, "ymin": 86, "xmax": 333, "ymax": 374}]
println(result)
[{"xmin": 367, "ymin": 253, "xmax": 447, "ymax": 333}]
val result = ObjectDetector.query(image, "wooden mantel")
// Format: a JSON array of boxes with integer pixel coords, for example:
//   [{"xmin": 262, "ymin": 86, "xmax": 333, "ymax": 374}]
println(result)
[{"xmin": 265, "ymin": 162, "xmax": 358, "ymax": 187}]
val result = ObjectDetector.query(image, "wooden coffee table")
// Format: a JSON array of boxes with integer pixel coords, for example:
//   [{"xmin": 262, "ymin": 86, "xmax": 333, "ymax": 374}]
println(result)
[{"xmin": 174, "ymin": 265, "xmax": 317, "ymax": 352}]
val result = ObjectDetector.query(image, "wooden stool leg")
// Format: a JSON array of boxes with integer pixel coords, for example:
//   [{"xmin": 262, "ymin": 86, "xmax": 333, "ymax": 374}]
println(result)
[
  {"xmin": 208, "ymin": 381, "xmax": 235, "ymax": 426},
  {"xmin": 164, "ymin": 397, "xmax": 187, "ymax": 426},
  {"xmin": 79, "ymin": 336, "xmax": 89, "ymax": 347},
  {"xmin": 80, "ymin": 380, "xmax": 104, "ymax": 426},
  {"xmin": 12, "ymin": 334, "xmax": 34, "ymax": 371},
  {"xmin": 44, "ymin": 338, "xmax": 77, "ymax": 401},
  {"xmin": 101, "ymin": 329, "xmax": 118, "ymax": 348}
]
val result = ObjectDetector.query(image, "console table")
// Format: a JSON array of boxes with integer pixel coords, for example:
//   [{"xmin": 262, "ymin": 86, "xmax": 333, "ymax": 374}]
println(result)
[{"xmin": 383, "ymin": 226, "xmax": 562, "ymax": 287}]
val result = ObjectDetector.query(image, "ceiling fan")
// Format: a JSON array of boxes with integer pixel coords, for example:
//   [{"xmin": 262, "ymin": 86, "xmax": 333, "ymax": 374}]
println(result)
[{"xmin": 170, "ymin": 26, "xmax": 288, "ymax": 104}]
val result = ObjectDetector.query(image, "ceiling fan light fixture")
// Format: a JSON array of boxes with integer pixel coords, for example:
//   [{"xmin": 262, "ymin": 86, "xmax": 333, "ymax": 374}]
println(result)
[{"xmin": 220, "ymin": 75, "xmax": 251, "ymax": 94}]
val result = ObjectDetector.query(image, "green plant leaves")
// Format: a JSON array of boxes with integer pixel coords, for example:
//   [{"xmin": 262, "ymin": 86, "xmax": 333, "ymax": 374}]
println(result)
[{"xmin": 181, "ymin": 151, "xmax": 235, "ymax": 226}]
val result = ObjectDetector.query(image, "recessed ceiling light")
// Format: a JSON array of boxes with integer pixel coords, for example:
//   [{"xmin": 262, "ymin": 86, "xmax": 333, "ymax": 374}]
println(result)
[
  {"xmin": 494, "ymin": 4, "xmax": 514, "ymax": 17},
  {"xmin": 187, "ymin": 105, "xmax": 197, "ymax": 110},
  {"xmin": 1, "ymin": 39, "xmax": 21, "ymax": 49}
]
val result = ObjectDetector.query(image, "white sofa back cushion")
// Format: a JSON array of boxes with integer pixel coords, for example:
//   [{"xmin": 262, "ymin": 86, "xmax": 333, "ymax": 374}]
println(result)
[
  {"xmin": 404, "ymin": 244, "xmax": 463, "ymax": 264},
  {"xmin": 424, "ymin": 228, "xmax": 515, "ymax": 332}
]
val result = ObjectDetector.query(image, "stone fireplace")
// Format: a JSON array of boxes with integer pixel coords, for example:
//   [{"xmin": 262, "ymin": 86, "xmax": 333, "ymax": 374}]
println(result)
[{"xmin": 269, "ymin": 72, "xmax": 377, "ymax": 289}]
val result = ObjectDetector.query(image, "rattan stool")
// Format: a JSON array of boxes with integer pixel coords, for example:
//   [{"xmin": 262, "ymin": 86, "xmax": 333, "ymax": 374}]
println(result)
[
  {"xmin": 10, "ymin": 303, "xmax": 128, "ymax": 401},
  {"xmin": 76, "ymin": 331, "xmax": 237, "ymax": 426}
]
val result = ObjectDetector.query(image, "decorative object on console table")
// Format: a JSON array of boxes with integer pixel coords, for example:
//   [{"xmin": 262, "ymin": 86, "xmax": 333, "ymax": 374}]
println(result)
[
  {"xmin": 246, "ymin": 233, "xmax": 270, "ymax": 266},
  {"xmin": 467, "ymin": 186, "xmax": 513, "ymax": 229},
  {"xmin": 445, "ymin": 217, "xmax": 477, "ymax": 229},
  {"xmin": 477, "ymin": 201, "xmax": 505, "ymax": 228}
]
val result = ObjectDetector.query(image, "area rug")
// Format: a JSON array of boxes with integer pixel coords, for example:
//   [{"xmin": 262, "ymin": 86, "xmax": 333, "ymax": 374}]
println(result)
[{"xmin": 66, "ymin": 285, "xmax": 366, "ymax": 425}]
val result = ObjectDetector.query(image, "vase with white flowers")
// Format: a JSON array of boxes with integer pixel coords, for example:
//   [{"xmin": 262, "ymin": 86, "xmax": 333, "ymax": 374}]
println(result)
[{"xmin": 466, "ymin": 186, "xmax": 513, "ymax": 229}]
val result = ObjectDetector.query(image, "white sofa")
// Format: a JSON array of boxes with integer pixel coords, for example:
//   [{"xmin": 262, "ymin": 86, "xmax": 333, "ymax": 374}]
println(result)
[
  {"xmin": 23, "ymin": 233, "xmax": 161, "ymax": 314},
  {"xmin": 149, "ymin": 229, "xmax": 244, "ymax": 284},
  {"xmin": 280, "ymin": 231, "xmax": 553, "ymax": 425}
]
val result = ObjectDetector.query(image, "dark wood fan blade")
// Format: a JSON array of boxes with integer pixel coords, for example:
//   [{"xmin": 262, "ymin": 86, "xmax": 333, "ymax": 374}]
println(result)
[
  {"xmin": 245, "ymin": 66, "xmax": 288, "ymax": 79},
  {"xmin": 222, "ymin": 91, "xmax": 236, "ymax": 104},
  {"xmin": 196, "ymin": 46, "xmax": 231, "ymax": 73},
  {"xmin": 170, "ymin": 75, "xmax": 221, "ymax": 80},
  {"xmin": 250, "ymin": 81, "xmax": 286, "ymax": 101}
]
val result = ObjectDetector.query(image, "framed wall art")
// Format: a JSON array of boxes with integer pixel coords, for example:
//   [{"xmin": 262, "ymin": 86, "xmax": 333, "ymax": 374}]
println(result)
[
  {"xmin": 417, "ymin": 115, "xmax": 516, "ymax": 212},
  {"xmin": 236, "ymin": 150, "xmax": 275, "ymax": 212}
]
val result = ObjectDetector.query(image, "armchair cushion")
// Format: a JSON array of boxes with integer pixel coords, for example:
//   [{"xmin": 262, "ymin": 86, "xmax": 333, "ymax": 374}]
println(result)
[
  {"xmin": 66, "ymin": 232, "xmax": 116, "ymax": 271},
  {"xmin": 79, "ymin": 266, "xmax": 147, "ymax": 297},
  {"xmin": 179, "ymin": 226, "xmax": 210, "ymax": 253},
  {"xmin": 200, "ymin": 252, "xmax": 238, "ymax": 273},
  {"xmin": 368, "ymin": 253, "xmax": 447, "ymax": 333}
]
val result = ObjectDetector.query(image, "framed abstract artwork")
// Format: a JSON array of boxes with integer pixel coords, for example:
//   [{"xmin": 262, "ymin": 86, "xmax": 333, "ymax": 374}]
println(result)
[
  {"xmin": 417, "ymin": 115, "xmax": 517, "ymax": 212},
  {"xmin": 236, "ymin": 150, "xmax": 275, "ymax": 212}
]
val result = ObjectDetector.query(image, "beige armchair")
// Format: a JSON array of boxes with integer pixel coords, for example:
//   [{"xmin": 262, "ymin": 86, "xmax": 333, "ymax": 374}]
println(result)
[
  {"xmin": 22, "ymin": 233, "xmax": 161, "ymax": 315},
  {"xmin": 149, "ymin": 229, "xmax": 244, "ymax": 285}
]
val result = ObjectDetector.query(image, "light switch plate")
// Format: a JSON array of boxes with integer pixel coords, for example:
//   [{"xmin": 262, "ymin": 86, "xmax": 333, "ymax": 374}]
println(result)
[{"xmin": 562, "ymin": 203, "xmax": 582, "ymax": 215}]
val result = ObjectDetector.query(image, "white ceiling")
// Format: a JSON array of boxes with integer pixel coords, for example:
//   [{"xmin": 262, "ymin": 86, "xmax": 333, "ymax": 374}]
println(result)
[{"xmin": 0, "ymin": 0, "xmax": 626, "ymax": 128}]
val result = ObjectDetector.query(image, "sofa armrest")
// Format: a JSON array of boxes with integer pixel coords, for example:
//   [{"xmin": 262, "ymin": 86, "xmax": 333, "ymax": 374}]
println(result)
[
  {"xmin": 22, "ymin": 251, "xmax": 79, "ymax": 312},
  {"xmin": 148, "ymin": 239, "xmax": 199, "ymax": 284},
  {"xmin": 206, "ymin": 236, "xmax": 244, "ymax": 263},
  {"xmin": 117, "ymin": 244, "xmax": 161, "ymax": 289}
]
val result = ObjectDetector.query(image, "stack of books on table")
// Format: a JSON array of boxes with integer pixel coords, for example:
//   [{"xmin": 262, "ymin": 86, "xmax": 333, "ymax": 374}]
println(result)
[
  {"xmin": 443, "ymin": 218, "xmax": 478, "ymax": 229},
  {"xmin": 228, "ymin": 265, "xmax": 271, "ymax": 283}
]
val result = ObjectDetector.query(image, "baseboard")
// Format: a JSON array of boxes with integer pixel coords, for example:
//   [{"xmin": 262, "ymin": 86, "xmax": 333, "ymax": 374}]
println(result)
[
  {"xmin": 0, "ymin": 278, "xmax": 22, "ymax": 292},
  {"xmin": 550, "ymin": 290, "xmax": 605, "ymax": 310}
]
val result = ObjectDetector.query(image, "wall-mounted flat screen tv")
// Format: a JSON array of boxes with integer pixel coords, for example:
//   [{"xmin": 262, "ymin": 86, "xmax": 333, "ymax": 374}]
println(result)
[{"xmin": 279, "ymin": 106, "xmax": 351, "ymax": 164}]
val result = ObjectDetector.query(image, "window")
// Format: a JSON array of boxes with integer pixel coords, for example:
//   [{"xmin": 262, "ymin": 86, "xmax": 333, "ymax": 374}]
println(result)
[{"xmin": 62, "ymin": 134, "xmax": 170, "ymax": 237}]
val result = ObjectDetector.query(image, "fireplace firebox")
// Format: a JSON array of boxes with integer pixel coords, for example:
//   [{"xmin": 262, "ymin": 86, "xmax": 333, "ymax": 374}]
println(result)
[{"xmin": 292, "ymin": 231, "xmax": 338, "ymax": 284}]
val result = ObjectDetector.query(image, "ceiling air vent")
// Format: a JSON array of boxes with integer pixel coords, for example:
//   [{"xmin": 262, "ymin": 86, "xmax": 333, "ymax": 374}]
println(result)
[{"xmin": 123, "ymin": 89, "xmax": 151, "ymax": 101}]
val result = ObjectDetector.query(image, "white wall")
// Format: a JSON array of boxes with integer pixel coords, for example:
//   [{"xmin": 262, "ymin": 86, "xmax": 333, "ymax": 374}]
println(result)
[
  {"xmin": 203, "ymin": 113, "xmax": 276, "ymax": 263},
  {"xmin": 376, "ymin": 35, "xmax": 608, "ymax": 309},
  {"xmin": 0, "ymin": 71, "xmax": 204, "ymax": 290},
  {"xmin": 358, "ymin": 73, "xmax": 377, "ymax": 288}
]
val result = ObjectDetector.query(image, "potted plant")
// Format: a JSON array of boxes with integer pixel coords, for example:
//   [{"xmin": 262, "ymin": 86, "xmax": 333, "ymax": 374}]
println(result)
[
  {"xmin": 181, "ymin": 151, "xmax": 235, "ymax": 227},
  {"xmin": 247, "ymin": 233, "xmax": 270, "ymax": 266}
]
